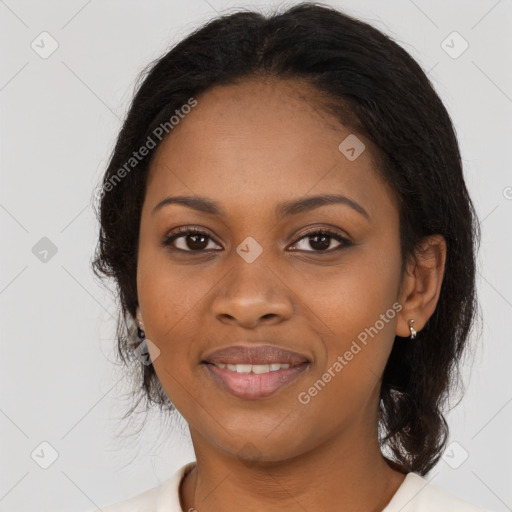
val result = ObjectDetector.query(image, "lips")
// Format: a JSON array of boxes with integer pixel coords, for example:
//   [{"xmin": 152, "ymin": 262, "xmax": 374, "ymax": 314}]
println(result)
[
  {"xmin": 202, "ymin": 344, "xmax": 310, "ymax": 366},
  {"xmin": 201, "ymin": 343, "xmax": 312, "ymax": 399},
  {"xmin": 204, "ymin": 362, "xmax": 310, "ymax": 399}
]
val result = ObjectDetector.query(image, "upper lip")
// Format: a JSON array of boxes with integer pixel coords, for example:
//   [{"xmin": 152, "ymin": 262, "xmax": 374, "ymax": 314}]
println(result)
[{"xmin": 202, "ymin": 344, "xmax": 310, "ymax": 366}]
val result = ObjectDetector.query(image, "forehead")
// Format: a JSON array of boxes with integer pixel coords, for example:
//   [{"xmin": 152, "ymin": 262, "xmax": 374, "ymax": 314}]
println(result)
[{"xmin": 145, "ymin": 77, "xmax": 396, "ymax": 221}]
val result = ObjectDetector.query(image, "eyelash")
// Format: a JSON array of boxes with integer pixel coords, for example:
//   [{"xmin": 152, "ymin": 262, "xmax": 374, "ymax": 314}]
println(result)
[{"xmin": 161, "ymin": 226, "xmax": 352, "ymax": 254}]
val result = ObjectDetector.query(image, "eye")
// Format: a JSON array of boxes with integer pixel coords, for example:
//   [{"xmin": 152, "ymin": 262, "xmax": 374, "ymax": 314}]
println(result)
[
  {"xmin": 161, "ymin": 227, "xmax": 221, "ymax": 252},
  {"xmin": 289, "ymin": 228, "xmax": 352, "ymax": 253},
  {"xmin": 161, "ymin": 226, "xmax": 352, "ymax": 254}
]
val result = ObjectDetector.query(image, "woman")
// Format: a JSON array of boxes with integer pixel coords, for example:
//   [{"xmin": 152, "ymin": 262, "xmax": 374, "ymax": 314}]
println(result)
[{"xmin": 91, "ymin": 2, "xmax": 490, "ymax": 511}]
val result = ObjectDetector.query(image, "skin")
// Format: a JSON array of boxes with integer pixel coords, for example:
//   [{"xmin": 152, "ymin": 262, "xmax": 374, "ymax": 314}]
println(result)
[{"xmin": 135, "ymin": 77, "xmax": 446, "ymax": 512}]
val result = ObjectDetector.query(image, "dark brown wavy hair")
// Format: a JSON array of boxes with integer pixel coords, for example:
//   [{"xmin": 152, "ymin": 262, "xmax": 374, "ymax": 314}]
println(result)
[{"xmin": 91, "ymin": 1, "xmax": 481, "ymax": 475}]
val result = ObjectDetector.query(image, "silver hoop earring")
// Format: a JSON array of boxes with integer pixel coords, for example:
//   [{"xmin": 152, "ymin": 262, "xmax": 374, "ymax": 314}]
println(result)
[
  {"xmin": 137, "ymin": 325, "xmax": 146, "ymax": 339},
  {"xmin": 409, "ymin": 319, "xmax": 417, "ymax": 340}
]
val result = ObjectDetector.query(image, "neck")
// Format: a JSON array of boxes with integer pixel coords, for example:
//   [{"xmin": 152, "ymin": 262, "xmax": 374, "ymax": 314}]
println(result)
[{"xmin": 180, "ymin": 422, "xmax": 406, "ymax": 512}]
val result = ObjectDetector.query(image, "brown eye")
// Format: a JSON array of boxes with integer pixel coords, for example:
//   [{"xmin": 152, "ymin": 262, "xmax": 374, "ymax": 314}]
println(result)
[
  {"xmin": 289, "ymin": 229, "xmax": 352, "ymax": 252},
  {"xmin": 162, "ymin": 228, "xmax": 221, "ymax": 252}
]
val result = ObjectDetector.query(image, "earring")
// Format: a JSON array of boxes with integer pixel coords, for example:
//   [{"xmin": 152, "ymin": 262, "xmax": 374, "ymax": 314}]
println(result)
[
  {"xmin": 137, "ymin": 324, "xmax": 146, "ymax": 339},
  {"xmin": 408, "ymin": 319, "xmax": 417, "ymax": 340}
]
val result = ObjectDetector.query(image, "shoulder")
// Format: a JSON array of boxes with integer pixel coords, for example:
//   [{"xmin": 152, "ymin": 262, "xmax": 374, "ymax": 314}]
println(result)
[
  {"xmin": 89, "ymin": 461, "xmax": 196, "ymax": 512},
  {"xmin": 383, "ymin": 472, "xmax": 493, "ymax": 512}
]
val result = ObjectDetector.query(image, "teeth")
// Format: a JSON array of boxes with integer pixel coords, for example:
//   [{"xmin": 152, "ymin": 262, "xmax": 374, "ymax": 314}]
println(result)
[
  {"xmin": 235, "ymin": 364, "xmax": 252, "ymax": 373},
  {"xmin": 252, "ymin": 364, "xmax": 270, "ymax": 374},
  {"xmin": 214, "ymin": 363, "xmax": 292, "ymax": 373}
]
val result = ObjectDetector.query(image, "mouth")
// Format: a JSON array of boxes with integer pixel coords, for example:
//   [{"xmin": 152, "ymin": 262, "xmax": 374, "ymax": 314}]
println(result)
[
  {"xmin": 202, "ymin": 361, "xmax": 311, "ymax": 400},
  {"xmin": 201, "ymin": 343, "xmax": 311, "ymax": 400},
  {"xmin": 205, "ymin": 362, "xmax": 301, "ymax": 373}
]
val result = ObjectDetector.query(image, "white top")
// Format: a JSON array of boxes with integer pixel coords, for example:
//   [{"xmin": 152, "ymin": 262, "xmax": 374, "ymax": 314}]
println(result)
[{"xmin": 92, "ymin": 461, "xmax": 492, "ymax": 512}]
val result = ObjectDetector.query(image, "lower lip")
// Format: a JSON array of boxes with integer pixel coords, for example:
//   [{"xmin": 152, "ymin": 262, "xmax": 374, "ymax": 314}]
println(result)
[{"xmin": 203, "ymin": 363, "xmax": 310, "ymax": 400}]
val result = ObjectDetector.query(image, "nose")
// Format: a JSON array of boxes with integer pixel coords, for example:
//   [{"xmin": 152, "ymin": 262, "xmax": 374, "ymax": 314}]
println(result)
[{"xmin": 211, "ymin": 261, "xmax": 294, "ymax": 329}]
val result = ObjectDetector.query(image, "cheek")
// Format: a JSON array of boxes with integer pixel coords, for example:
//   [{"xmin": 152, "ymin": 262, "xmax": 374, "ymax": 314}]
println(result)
[
  {"xmin": 306, "ymin": 254, "xmax": 400, "ymax": 341},
  {"xmin": 137, "ymin": 246, "xmax": 213, "ymax": 335},
  {"xmin": 302, "ymin": 239, "xmax": 402, "ymax": 380},
  {"xmin": 136, "ymin": 248, "xmax": 222, "ymax": 392},
  {"xmin": 297, "ymin": 280, "xmax": 399, "ymax": 430}
]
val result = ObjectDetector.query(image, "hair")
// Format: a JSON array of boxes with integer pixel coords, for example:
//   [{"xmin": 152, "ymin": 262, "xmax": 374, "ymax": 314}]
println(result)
[{"xmin": 91, "ymin": 1, "xmax": 481, "ymax": 476}]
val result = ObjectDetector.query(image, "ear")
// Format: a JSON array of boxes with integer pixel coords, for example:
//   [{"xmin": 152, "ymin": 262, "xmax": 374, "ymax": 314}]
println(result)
[
  {"xmin": 396, "ymin": 234, "xmax": 447, "ymax": 337},
  {"xmin": 136, "ymin": 306, "xmax": 144, "ymax": 329}
]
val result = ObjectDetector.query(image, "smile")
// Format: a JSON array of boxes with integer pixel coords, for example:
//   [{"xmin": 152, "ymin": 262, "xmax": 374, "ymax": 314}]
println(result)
[
  {"xmin": 203, "ymin": 361, "xmax": 310, "ymax": 399},
  {"xmin": 212, "ymin": 362, "xmax": 293, "ymax": 373}
]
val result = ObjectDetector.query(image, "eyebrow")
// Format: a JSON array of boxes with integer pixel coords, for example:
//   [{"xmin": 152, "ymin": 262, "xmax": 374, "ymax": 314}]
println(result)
[{"xmin": 151, "ymin": 193, "xmax": 370, "ymax": 220}]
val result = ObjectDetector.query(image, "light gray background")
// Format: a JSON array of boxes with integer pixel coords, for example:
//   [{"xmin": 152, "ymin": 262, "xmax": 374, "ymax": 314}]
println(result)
[{"xmin": 1, "ymin": 0, "xmax": 511, "ymax": 511}]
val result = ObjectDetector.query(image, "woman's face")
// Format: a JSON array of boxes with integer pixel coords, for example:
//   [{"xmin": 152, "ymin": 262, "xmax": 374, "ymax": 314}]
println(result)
[{"xmin": 136, "ymin": 78, "xmax": 408, "ymax": 463}]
